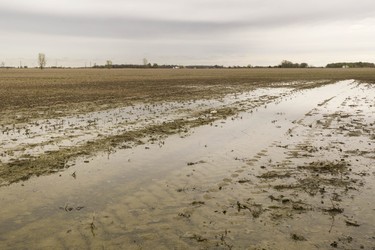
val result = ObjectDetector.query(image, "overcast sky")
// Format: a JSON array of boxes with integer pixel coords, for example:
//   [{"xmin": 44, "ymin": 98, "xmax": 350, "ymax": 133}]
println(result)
[{"xmin": 1, "ymin": 0, "xmax": 375, "ymax": 67}]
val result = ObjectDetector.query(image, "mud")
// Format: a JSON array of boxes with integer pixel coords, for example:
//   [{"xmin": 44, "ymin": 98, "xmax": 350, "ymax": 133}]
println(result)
[
  {"xmin": 0, "ymin": 86, "xmax": 292, "ymax": 185},
  {"xmin": 0, "ymin": 79, "xmax": 374, "ymax": 249}
]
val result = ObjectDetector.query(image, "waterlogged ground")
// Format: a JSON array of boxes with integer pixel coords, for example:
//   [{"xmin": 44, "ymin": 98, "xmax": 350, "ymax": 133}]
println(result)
[
  {"xmin": 0, "ymin": 80, "xmax": 374, "ymax": 249},
  {"xmin": 0, "ymin": 88, "xmax": 289, "ymax": 165}
]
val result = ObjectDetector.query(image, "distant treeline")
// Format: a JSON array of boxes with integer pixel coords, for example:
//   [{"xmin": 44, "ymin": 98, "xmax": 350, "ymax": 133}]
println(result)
[
  {"xmin": 93, "ymin": 64, "xmax": 226, "ymax": 69},
  {"xmin": 278, "ymin": 60, "xmax": 309, "ymax": 68},
  {"xmin": 326, "ymin": 62, "xmax": 375, "ymax": 68},
  {"xmin": 3, "ymin": 60, "xmax": 375, "ymax": 69},
  {"xmin": 278, "ymin": 60, "xmax": 375, "ymax": 69}
]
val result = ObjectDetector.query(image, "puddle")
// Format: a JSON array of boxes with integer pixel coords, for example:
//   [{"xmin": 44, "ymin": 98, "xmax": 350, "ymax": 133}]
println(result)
[
  {"xmin": 0, "ymin": 80, "xmax": 374, "ymax": 249},
  {"xmin": 0, "ymin": 87, "xmax": 289, "ymax": 164}
]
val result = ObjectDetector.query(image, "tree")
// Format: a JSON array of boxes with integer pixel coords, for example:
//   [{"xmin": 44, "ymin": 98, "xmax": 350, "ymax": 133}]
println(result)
[
  {"xmin": 38, "ymin": 53, "xmax": 46, "ymax": 69},
  {"xmin": 143, "ymin": 58, "xmax": 148, "ymax": 66},
  {"xmin": 106, "ymin": 60, "xmax": 112, "ymax": 69},
  {"xmin": 279, "ymin": 60, "xmax": 309, "ymax": 68},
  {"xmin": 280, "ymin": 60, "xmax": 295, "ymax": 68},
  {"xmin": 300, "ymin": 63, "xmax": 308, "ymax": 68}
]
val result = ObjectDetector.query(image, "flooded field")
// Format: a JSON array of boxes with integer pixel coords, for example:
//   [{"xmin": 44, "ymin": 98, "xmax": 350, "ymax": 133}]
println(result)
[{"xmin": 0, "ymin": 69, "xmax": 375, "ymax": 249}]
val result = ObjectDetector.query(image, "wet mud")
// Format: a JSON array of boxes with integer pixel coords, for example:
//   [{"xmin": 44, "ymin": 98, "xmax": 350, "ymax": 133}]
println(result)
[
  {"xmin": 0, "ymin": 86, "xmax": 291, "ymax": 185},
  {"xmin": 0, "ymin": 80, "xmax": 374, "ymax": 249}
]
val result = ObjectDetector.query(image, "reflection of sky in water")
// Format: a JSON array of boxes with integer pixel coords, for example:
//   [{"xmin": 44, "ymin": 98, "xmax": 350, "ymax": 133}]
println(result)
[{"xmin": 0, "ymin": 87, "xmax": 290, "ymax": 163}]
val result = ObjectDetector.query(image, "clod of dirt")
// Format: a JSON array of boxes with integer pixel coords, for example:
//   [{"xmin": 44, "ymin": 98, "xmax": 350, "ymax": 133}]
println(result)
[
  {"xmin": 323, "ymin": 207, "xmax": 344, "ymax": 215},
  {"xmin": 191, "ymin": 201, "xmax": 205, "ymax": 206},
  {"xmin": 182, "ymin": 232, "xmax": 208, "ymax": 242},
  {"xmin": 238, "ymin": 179, "xmax": 252, "ymax": 184},
  {"xmin": 291, "ymin": 233, "xmax": 307, "ymax": 241},
  {"xmin": 330, "ymin": 241, "xmax": 338, "ymax": 248},
  {"xmin": 187, "ymin": 160, "xmax": 206, "ymax": 166}
]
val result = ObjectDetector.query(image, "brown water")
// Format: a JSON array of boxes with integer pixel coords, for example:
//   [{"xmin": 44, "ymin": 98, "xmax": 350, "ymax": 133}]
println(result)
[{"xmin": 0, "ymin": 80, "xmax": 374, "ymax": 249}]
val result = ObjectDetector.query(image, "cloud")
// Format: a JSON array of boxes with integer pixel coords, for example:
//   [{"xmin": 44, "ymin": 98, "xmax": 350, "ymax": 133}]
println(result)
[
  {"xmin": 0, "ymin": 8, "xmax": 246, "ymax": 40},
  {"xmin": 1, "ymin": 0, "xmax": 375, "ymax": 40}
]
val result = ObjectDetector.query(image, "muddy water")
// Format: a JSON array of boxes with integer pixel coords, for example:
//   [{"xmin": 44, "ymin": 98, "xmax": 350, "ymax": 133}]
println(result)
[
  {"xmin": 0, "ymin": 80, "xmax": 374, "ymax": 249},
  {"xmin": 0, "ymin": 87, "xmax": 289, "ymax": 164}
]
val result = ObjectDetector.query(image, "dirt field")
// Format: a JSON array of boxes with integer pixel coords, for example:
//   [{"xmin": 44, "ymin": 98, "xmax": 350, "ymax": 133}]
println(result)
[{"xmin": 0, "ymin": 68, "xmax": 374, "ymax": 249}]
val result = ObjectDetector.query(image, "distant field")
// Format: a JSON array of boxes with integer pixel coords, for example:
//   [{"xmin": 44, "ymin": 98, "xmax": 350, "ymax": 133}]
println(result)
[{"xmin": 1, "ymin": 68, "xmax": 375, "ymax": 113}]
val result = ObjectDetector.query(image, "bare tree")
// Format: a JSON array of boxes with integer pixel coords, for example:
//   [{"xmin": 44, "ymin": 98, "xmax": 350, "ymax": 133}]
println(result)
[
  {"xmin": 38, "ymin": 53, "xmax": 46, "ymax": 69},
  {"xmin": 143, "ymin": 58, "xmax": 148, "ymax": 66},
  {"xmin": 106, "ymin": 60, "xmax": 112, "ymax": 69}
]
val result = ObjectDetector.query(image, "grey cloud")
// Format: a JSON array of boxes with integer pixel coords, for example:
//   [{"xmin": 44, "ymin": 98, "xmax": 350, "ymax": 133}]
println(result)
[
  {"xmin": 0, "ymin": 8, "xmax": 245, "ymax": 39},
  {"xmin": 1, "ymin": 2, "xmax": 375, "ymax": 41}
]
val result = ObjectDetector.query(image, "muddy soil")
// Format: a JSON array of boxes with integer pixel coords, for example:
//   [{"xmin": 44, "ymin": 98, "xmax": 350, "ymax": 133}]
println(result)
[
  {"xmin": 0, "ymin": 86, "xmax": 293, "ymax": 185},
  {"xmin": 0, "ymin": 79, "xmax": 374, "ymax": 249}
]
